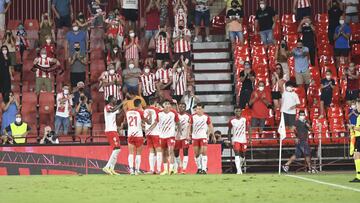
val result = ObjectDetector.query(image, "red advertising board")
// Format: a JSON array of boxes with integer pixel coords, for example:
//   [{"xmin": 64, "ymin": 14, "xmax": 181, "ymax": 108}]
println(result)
[{"xmin": 0, "ymin": 145, "xmax": 222, "ymax": 175}]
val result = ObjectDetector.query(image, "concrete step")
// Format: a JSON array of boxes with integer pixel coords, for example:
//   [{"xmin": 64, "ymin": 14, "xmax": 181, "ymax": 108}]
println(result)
[
  {"xmin": 194, "ymin": 72, "xmax": 231, "ymax": 81},
  {"xmin": 196, "ymin": 83, "xmax": 233, "ymax": 92},
  {"xmin": 211, "ymin": 115, "xmax": 231, "ymax": 125},
  {"xmin": 193, "ymin": 52, "xmax": 230, "ymax": 60},
  {"xmin": 197, "ymin": 94, "xmax": 233, "ymax": 103},
  {"xmin": 192, "ymin": 41, "xmax": 229, "ymax": 50},
  {"xmin": 193, "ymin": 62, "xmax": 231, "ymax": 71},
  {"xmin": 205, "ymin": 105, "xmax": 234, "ymax": 113}
]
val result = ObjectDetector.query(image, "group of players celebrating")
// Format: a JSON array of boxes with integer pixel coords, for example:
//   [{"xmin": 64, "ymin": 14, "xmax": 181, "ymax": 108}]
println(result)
[{"xmin": 101, "ymin": 95, "xmax": 249, "ymax": 175}]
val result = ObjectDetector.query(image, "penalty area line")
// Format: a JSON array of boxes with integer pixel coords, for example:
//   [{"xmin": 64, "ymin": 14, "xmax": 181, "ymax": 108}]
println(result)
[{"xmin": 286, "ymin": 175, "xmax": 360, "ymax": 193}]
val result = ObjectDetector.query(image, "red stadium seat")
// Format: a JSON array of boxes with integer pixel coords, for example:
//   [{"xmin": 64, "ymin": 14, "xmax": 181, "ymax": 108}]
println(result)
[
  {"xmin": 281, "ymin": 14, "xmax": 296, "ymax": 25},
  {"xmin": 282, "ymin": 24, "xmax": 298, "ymax": 35},
  {"xmin": 309, "ymin": 107, "xmax": 321, "ymax": 120},
  {"xmin": 7, "ymin": 20, "xmax": 21, "ymax": 30},
  {"xmin": 327, "ymin": 105, "xmax": 343, "ymax": 118},
  {"xmin": 315, "ymin": 13, "xmax": 328, "ymax": 24},
  {"xmin": 312, "ymin": 118, "xmax": 330, "ymax": 139}
]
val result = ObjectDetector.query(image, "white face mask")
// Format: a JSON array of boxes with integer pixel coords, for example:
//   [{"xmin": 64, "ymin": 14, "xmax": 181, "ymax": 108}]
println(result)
[
  {"xmin": 326, "ymin": 75, "xmax": 331, "ymax": 80},
  {"xmin": 177, "ymin": 68, "xmax": 182, "ymax": 73},
  {"xmin": 63, "ymin": 89, "xmax": 69, "ymax": 95},
  {"xmin": 15, "ymin": 118, "xmax": 22, "ymax": 123},
  {"xmin": 129, "ymin": 64, "xmax": 135, "ymax": 69},
  {"xmin": 260, "ymin": 4, "xmax": 266, "ymax": 9},
  {"xmin": 46, "ymin": 39, "xmax": 51, "ymax": 44},
  {"xmin": 144, "ymin": 68, "xmax": 150, "ymax": 74},
  {"xmin": 339, "ymin": 20, "xmax": 345, "ymax": 25},
  {"xmin": 113, "ymin": 49, "xmax": 118, "ymax": 54},
  {"xmin": 351, "ymin": 105, "xmax": 356, "ymax": 109},
  {"xmin": 286, "ymin": 86, "xmax": 293, "ymax": 92},
  {"xmin": 2, "ymin": 50, "xmax": 7, "ymax": 55},
  {"xmin": 129, "ymin": 33, "xmax": 135, "ymax": 38},
  {"xmin": 41, "ymin": 54, "xmax": 47, "ymax": 59},
  {"xmin": 109, "ymin": 69, "xmax": 115, "ymax": 75},
  {"xmin": 259, "ymin": 86, "xmax": 265, "ymax": 91},
  {"xmin": 73, "ymin": 26, "xmax": 79, "ymax": 32},
  {"xmin": 299, "ymin": 115, "xmax": 306, "ymax": 121}
]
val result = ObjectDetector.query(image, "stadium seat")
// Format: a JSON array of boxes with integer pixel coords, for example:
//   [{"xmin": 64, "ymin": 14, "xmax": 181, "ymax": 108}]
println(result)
[
  {"xmin": 281, "ymin": 14, "xmax": 296, "ymax": 25},
  {"xmin": 327, "ymin": 106, "xmax": 343, "ymax": 118},
  {"xmin": 315, "ymin": 13, "xmax": 328, "ymax": 24},
  {"xmin": 7, "ymin": 19, "xmax": 21, "ymax": 31}
]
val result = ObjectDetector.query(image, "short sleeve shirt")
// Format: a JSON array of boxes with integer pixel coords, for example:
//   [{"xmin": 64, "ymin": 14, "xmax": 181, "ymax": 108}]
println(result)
[
  {"xmin": 0, "ymin": 0, "xmax": 10, "ymax": 13},
  {"xmin": 295, "ymin": 120, "xmax": 309, "ymax": 142},
  {"xmin": 292, "ymin": 47, "xmax": 309, "ymax": 73},
  {"xmin": 52, "ymin": 0, "xmax": 71, "ymax": 17},
  {"xmin": 255, "ymin": 7, "xmax": 276, "ymax": 31},
  {"xmin": 335, "ymin": 24, "xmax": 351, "ymax": 49},
  {"xmin": 321, "ymin": 78, "xmax": 335, "ymax": 94},
  {"xmin": 66, "ymin": 31, "xmax": 87, "ymax": 55}
]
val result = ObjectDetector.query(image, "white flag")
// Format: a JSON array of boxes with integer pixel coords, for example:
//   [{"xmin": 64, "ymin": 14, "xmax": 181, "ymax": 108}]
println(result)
[{"xmin": 278, "ymin": 112, "xmax": 286, "ymax": 140}]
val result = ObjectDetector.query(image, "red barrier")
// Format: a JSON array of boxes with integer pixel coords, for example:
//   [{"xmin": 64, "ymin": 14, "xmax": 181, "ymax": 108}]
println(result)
[{"xmin": 0, "ymin": 145, "xmax": 222, "ymax": 175}]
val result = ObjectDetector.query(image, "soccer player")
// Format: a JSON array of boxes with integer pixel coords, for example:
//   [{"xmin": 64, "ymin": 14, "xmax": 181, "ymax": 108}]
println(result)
[
  {"xmin": 191, "ymin": 103, "xmax": 215, "ymax": 174},
  {"xmin": 158, "ymin": 100, "xmax": 181, "ymax": 175},
  {"xmin": 125, "ymin": 99, "xmax": 151, "ymax": 175},
  {"xmin": 174, "ymin": 102, "xmax": 191, "ymax": 174},
  {"xmin": 350, "ymin": 99, "xmax": 360, "ymax": 182},
  {"xmin": 103, "ymin": 95, "xmax": 123, "ymax": 175},
  {"xmin": 228, "ymin": 107, "xmax": 247, "ymax": 174},
  {"xmin": 144, "ymin": 98, "xmax": 162, "ymax": 174}
]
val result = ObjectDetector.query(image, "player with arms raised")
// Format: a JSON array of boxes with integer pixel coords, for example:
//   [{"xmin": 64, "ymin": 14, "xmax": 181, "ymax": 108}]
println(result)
[
  {"xmin": 191, "ymin": 103, "xmax": 215, "ymax": 174},
  {"xmin": 102, "ymin": 95, "xmax": 123, "ymax": 175},
  {"xmin": 228, "ymin": 107, "xmax": 247, "ymax": 174}
]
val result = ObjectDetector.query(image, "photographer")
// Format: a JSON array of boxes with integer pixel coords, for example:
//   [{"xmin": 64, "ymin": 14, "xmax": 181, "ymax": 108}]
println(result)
[
  {"xmin": 155, "ymin": 25, "xmax": 170, "ymax": 68},
  {"xmin": 40, "ymin": 126, "xmax": 59, "ymax": 144},
  {"xmin": 69, "ymin": 42, "xmax": 87, "ymax": 87},
  {"xmin": 72, "ymin": 81, "xmax": 92, "ymax": 106},
  {"xmin": 172, "ymin": 19, "xmax": 191, "ymax": 62},
  {"xmin": 75, "ymin": 93, "xmax": 92, "ymax": 136}
]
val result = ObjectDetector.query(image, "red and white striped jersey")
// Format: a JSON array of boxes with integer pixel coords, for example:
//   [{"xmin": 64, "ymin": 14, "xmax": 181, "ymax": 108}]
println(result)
[
  {"xmin": 124, "ymin": 38, "xmax": 139, "ymax": 59},
  {"xmin": 144, "ymin": 106, "xmax": 160, "ymax": 136},
  {"xmin": 126, "ymin": 109, "xmax": 145, "ymax": 138},
  {"xmin": 191, "ymin": 113, "xmax": 212, "ymax": 139},
  {"xmin": 228, "ymin": 117, "xmax": 247, "ymax": 143},
  {"xmin": 155, "ymin": 36, "xmax": 169, "ymax": 54},
  {"xmin": 34, "ymin": 57, "xmax": 53, "ymax": 78},
  {"xmin": 173, "ymin": 28, "xmax": 191, "ymax": 53},
  {"xmin": 158, "ymin": 110, "xmax": 180, "ymax": 138},
  {"xmin": 156, "ymin": 68, "xmax": 172, "ymax": 84},
  {"xmin": 104, "ymin": 104, "xmax": 120, "ymax": 132},
  {"xmin": 102, "ymin": 72, "xmax": 123, "ymax": 101},
  {"xmin": 140, "ymin": 73, "xmax": 157, "ymax": 96},
  {"xmin": 42, "ymin": 44, "xmax": 55, "ymax": 58},
  {"xmin": 176, "ymin": 113, "xmax": 192, "ymax": 140},
  {"xmin": 174, "ymin": 12, "xmax": 187, "ymax": 28},
  {"xmin": 172, "ymin": 70, "xmax": 187, "ymax": 96},
  {"xmin": 297, "ymin": 0, "xmax": 310, "ymax": 8}
]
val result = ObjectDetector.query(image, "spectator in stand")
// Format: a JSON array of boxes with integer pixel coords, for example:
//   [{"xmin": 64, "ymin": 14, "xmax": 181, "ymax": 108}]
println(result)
[
  {"xmin": 249, "ymin": 81, "xmax": 272, "ymax": 133},
  {"xmin": 87, "ymin": 0, "xmax": 103, "ymax": 27},
  {"xmin": 327, "ymin": 0, "xmax": 343, "ymax": 45},
  {"xmin": 342, "ymin": 0, "xmax": 359, "ymax": 24},
  {"xmin": 271, "ymin": 63, "xmax": 286, "ymax": 109},
  {"xmin": 33, "ymin": 48, "xmax": 60, "ymax": 94},
  {"xmin": 76, "ymin": 12, "xmax": 91, "ymax": 31},
  {"xmin": 293, "ymin": 0, "xmax": 312, "ymax": 21},
  {"xmin": 119, "ymin": 0, "xmax": 139, "ymax": 30},
  {"xmin": 2, "ymin": 30, "xmax": 17, "ymax": 70},
  {"xmin": 334, "ymin": 16, "xmax": 351, "ymax": 66},
  {"xmin": 174, "ymin": 0, "xmax": 188, "ymax": 29},
  {"xmin": 224, "ymin": 0, "xmax": 242, "ymax": 41},
  {"xmin": 1, "ymin": 92, "xmax": 19, "ymax": 135},
  {"xmin": 124, "ymin": 30, "xmax": 140, "ymax": 68},
  {"xmin": 193, "ymin": 0, "xmax": 213, "ymax": 42},
  {"xmin": 291, "ymin": 40, "xmax": 311, "ymax": 89},
  {"xmin": 320, "ymin": 70, "xmax": 336, "ymax": 118},
  {"xmin": 55, "ymin": 84, "xmax": 73, "ymax": 137},
  {"xmin": 298, "ymin": 17, "xmax": 316, "ymax": 66},
  {"xmin": 40, "ymin": 126, "xmax": 59, "ymax": 144},
  {"xmin": 15, "ymin": 23, "xmax": 29, "ymax": 62},
  {"xmin": 145, "ymin": 0, "xmax": 160, "ymax": 49},
  {"xmin": 42, "ymin": 35, "xmax": 56, "ymax": 58},
  {"xmin": 238, "ymin": 61, "xmax": 255, "ymax": 109},
  {"xmin": 69, "ymin": 42, "xmax": 87, "ymax": 87},
  {"xmin": 172, "ymin": 57, "xmax": 188, "ymax": 102},
  {"xmin": 0, "ymin": 0, "xmax": 11, "ymax": 35},
  {"xmin": 122, "ymin": 59, "xmax": 141, "ymax": 94},
  {"xmin": 66, "ymin": 23, "xmax": 87, "ymax": 58},
  {"xmin": 0, "ymin": 45, "xmax": 13, "ymax": 98},
  {"xmin": 275, "ymin": 40, "xmax": 290, "ymax": 80},
  {"xmin": 107, "ymin": 45, "xmax": 121, "ymax": 71},
  {"xmin": 159, "ymin": 0, "xmax": 169, "ymax": 27},
  {"xmin": 39, "ymin": 13, "xmax": 54, "ymax": 47},
  {"xmin": 75, "ymin": 92, "xmax": 92, "ymax": 136},
  {"xmin": 255, "ymin": 0, "xmax": 277, "ymax": 46},
  {"xmin": 105, "ymin": 11, "xmax": 125, "ymax": 51},
  {"xmin": 181, "ymin": 86, "xmax": 200, "ymax": 114},
  {"xmin": 156, "ymin": 62, "xmax": 173, "ymax": 100},
  {"xmin": 155, "ymin": 26, "xmax": 170, "ymax": 68},
  {"xmin": 72, "ymin": 81, "xmax": 92, "ymax": 106},
  {"xmin": 2, "ymin": 113, "xmax": 31, "ymax": 144},
  {"xmin": 281, "ymin": 81, "xmax": 300, "ymax": 130},
  {"xmin": 172, "ymin": 19, "xmax": 192, "ymax": 62},
  {"xmin": 226, "ymin": 0, "xmax": 244, "ymax": 48},
  {"xmin": 99, "ymin": 64, "xmax": 123, "ymax": 103},
  {"xmin": 52, "ymin": 0, "xmax": 73, "ymax": 31},
  {"xmin": 349, "ymin": 100, "xmax": 359, "ymax": 126},
  {"xmin": 139, "ymin": 65, "xmax": 157, "ymax": 104},
  {"xmin": 345, "ymin": 63, "xmax": 359, "ymax": 104}
]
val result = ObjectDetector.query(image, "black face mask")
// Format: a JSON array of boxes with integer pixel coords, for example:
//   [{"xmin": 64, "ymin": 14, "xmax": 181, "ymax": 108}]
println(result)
[
  {"xmin": 232, "ymin": 4, "xmax": 238, "ymax": 9},
  {"xmin": 78, "ymin": 88, "xmax": 84, "ymax": 92},
  {"xmin": 178, "ymin": 26, "xmax": 184, "ymax": 30},
  {"xmin": 281, "ymin": 43, "xmax": 286, "ymax": 49},
  {"xmin": 74, "ymin": 47, "xmax": 80, "ymax": 52}
]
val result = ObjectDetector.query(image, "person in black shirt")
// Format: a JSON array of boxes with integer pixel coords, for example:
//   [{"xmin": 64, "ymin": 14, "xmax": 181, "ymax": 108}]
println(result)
[
  {"xmin": 297, "ymin": 17, "xmax": 316, "ymax": 66},
  {"xmin": 282, "ymin": 110, "xmax": 317, "ymax": 173},
  {"xmin": 255, "ymin": 0, "xmax": 277, "ymax": 46},
  {"xmin": 327, "ymin": 0, "xmax": 343, "ymax": 44},
  {"xmin": 238, "ymin": 61, "xmax": 255, "ymax": 109},
  {"xmin": 226, "ymin": 0, "xmax": 244, "ymax": 47},
  {"xmin": 320, "ymin": 70, "xmax": 335, "ymax": 117}
]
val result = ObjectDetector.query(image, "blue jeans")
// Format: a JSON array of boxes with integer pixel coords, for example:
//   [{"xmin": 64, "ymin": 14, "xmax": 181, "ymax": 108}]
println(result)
[
  {"xmin": 145, "ymin": 30, "xmax": 157, "ymax": 41},
  {"xmin": 229, "ymin": 31, "xmax": 244, "ymax": 43},
  {"xmin": 55, "ymin": 115, "xmax": 70, "ymax": 136},
  {"xmin": 259, "ymin": 29, "xmax": 274, "ymax": 45},
  {"xmin": 124, "ymin": 83, "xmax": 139, "ymax": 94}
]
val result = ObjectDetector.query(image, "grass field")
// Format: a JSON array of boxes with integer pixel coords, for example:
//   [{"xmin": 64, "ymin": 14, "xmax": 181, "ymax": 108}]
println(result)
[{"xmin": 0, "ymin": 173, "xmax": 360, "ymax": 203}]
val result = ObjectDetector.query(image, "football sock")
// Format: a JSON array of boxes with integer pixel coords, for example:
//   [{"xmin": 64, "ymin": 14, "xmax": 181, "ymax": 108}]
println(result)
[
  {"xmin": 128, "ymin": 154, "xmax": 134, "ymax": 170},
  {"xmin": 182, "ymin": 156, "xmax": 189, "ymax": 171},
  {"xmin": 163, "ymin": 163, "xmax": 168, "ymax": 172},
  {"xmin": 235, "ymin": 156, "xmax": 241, "ymax": 173},
  {"xmin": 149, "ymin": 152, "xmax": 155, "ymax": 172},
  {"xmin": 201, "ymin": 156, "xmax": 208, "ymax": 171},
  {"xmin": 109, "ymin": 149, "xmax": 120, "ymax": 170},
  {"xmin": 135, "ymin": 155, "xmax": 141, "ymax": 172},
  {"xmin": 355, "ymin": 159, "xmax": 360, "ymax": 179},
  {"xmin": 174, "ymin": 156, "xmax": 181, "ymax": 171},
  {"xmin": 156, "ymin": 152, "xmax": 162, "ymax": 172},
  {"xmin": 195, "ymin": 156, "xmax": 202, "ymax": 169}
]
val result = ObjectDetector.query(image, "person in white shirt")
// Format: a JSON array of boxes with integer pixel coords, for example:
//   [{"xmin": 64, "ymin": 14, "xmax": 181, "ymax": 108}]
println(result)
[
  {"xmin": 54, "ymin": 85, "xmax": 73, "ymax": 137},
  {"xmin": 102, "ymin": 95, "xmax": 123, "ymax": 175},
  {"xmin": 280, "ymin": 81, "xmax": 300, "ymax": 130},
  {"xmin": 191, "ymin": 103, "xmax": 215, "ymax": 174}
]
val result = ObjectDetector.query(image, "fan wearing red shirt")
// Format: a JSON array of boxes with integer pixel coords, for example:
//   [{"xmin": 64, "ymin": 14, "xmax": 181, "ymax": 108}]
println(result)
[
  {"xmin": 249, "ymin": 81, "xmax": 272, "ymax": 133},
  {"xmin": 191, "ymin": 103, "xmax": 215, "ymax": 174}
]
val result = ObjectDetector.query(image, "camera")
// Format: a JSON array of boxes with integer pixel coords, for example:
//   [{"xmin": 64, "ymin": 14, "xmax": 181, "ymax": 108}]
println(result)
[
  {"xmin": 159, "ymin": 31, "xmax": 167, "ymax": 38},
  {"xmin": 80, "ymin": 95, "xmax": 86, "ymax": 102},
  {"xmin": 47, "ymin": 130, "xmax": 56, "ymax": 138}
]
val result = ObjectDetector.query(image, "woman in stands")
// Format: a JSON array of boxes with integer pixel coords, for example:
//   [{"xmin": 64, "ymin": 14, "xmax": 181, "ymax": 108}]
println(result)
[
  {"xmin": 2, "ymin": 30, "xmax": 17, "ymax": 70},
  {"xmin": 275, "ymin": 40, "xmax": 290, "ymax": 81},
  {"xmin": 39, "ymin": 13, "xmax": 54, "ymax": 47},
  {"xmin": 107, "ymin": 45, "xmax": 122, "ymax": 71},
  {"xmin": 75, "ymin": 93, "xmax": 92, "ymax": 137},
  {"xmin": 1, "ymin": 91, "xmax": 19, "ymax": 135},
  {"xmin": 124, "ymin": 29, "xmax": 140, "ymax": 68},
  {"xmin": 271, "ymin": 63, "xmax": 286, "ymax": 109},
  {"xmin": 0, "ymin": 45, "xmax": 13, "ymax": 99}
]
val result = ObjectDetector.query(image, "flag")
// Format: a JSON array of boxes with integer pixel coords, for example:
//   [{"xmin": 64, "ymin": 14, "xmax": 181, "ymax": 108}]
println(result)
[{"xmin": 278, "ymin": 112, "xmax": 286, "ymax": 140}]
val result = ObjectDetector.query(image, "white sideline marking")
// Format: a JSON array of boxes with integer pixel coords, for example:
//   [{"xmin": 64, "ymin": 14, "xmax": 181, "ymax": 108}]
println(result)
[{"xmin": 286, "ymin": 175, "xmax": 360, "ymax": 193}]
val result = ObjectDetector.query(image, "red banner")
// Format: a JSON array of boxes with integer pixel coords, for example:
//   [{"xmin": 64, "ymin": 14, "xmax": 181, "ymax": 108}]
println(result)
[{"xmin": 0, "ymin": 145, "xmax": 222, "ymax": 175}]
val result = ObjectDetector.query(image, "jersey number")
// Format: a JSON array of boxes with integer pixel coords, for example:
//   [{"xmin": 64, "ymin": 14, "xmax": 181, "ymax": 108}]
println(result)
[{"xmin": 128, "ymin": 116, "xmax": 138, "ymax": 127}]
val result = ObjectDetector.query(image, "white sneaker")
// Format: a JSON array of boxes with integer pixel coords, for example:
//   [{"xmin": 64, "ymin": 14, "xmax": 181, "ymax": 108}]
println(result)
[
  {"xmin": 193, "ymin": 37, "xmax": 199, "ymax": 42},
  {"xmin": 236, "ymin": 170, "xmax": 243, "ymax": 175},
  {"xmin": 205, "ymin": 37, "xmax": 211, "ymax": 42}
]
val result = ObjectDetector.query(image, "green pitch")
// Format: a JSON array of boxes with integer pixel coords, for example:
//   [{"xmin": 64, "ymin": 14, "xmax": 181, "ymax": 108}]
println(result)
[{"xmin": 1, "ymin": 173, "xmax": 359, "ymax": 203}]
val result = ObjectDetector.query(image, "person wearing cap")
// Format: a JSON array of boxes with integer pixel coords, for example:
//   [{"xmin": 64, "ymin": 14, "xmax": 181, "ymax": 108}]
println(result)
[
  {"xmin": 280, "ymin": 81, "xmax": 300, "ymax": 130},
  {"xmin": 72, "ymin": 81, "xmax": 92, "ymax": 106}
]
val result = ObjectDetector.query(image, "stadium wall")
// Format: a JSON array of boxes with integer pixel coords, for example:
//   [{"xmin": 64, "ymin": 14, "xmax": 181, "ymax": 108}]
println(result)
[{"xmin": 0, "ymin": 145, "xmax": 222, "ymax": 175}]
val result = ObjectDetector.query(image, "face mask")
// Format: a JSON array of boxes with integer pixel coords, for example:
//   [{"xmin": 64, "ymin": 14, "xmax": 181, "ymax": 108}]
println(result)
[
  {"xmin": 339, "ymin": 20, "xmax": 345, "ymax": 25},
  {"xmin": 46, "ymin": 39, "xmax": 51, "ymax": 44},
  {"xmin": 178, "ymin": 26, "xmax": 184, "ymax": 30},
  {"xmin": 232, "ymin": 4, "xmax": 237, "ymax": 8},
  {"xmin": 2, "ymin": 50, "xmax": 7, "ymax": 55},
  {"xmin": 259, "ymin": 86, "xmax": 264, "ymax": 91},
  {"xmin": 299, "ymin": 116, "xmax": 306, "ymax": 121},
  {"xmin": 129, "ymin": 33, "xmax": 135, "ymax": 38},
  {"xmin": 73, "ymin": 26, "xmax": 79, "ymax": 32},
  {"xmin": 15, "ymin": 118, "xmax": 22, "ymax": 123},
  {"xmin": 304, "ymin": 23, "xmax": 310, "ymax": 26},
  {"xmin": 74, "ymin": 47, "xmax": 80, "ymax": 52},
  {"xmin": 351, "ymin": 105, "xmax": 356, "ymax": 109},
  {"xmin": 286, "ymin": 86, "xmax": 293, "ymax": 92},
  {"xmin": 78, "ymin": 87, "xmax": 84, "ymax": 92},
  {"xmin": 79, "ymin": 14, "xmax": 85, "ymax": 19},
  {"xmin": 326, "ymin": 75, "xmax": 331, "ymax": 80},
  {"xmin": 113, "ymin": 49, "xmax": 118, "ymax": 53},
  {"xmin": 244, "ymin": 64, "xmax": 251, "ymax": 69},
  {"xmin": 41, "ymin": 54, "xmax": 47, "ymax": 59},
  {"xmin": 144, "ymin": 68, "xmax": 150, "ymax": 73},
  {"xmin": 129, "ymin": 64, "xmax": 135, "ymax": 69},
  {"xmin": 63, "ymin": 89, "xmax": 69, "ymax": 95},
  {"xmin": 109, "ymin": 69, "xmax": 115, "ymax": 75},
  {"xmin": 260, "ymin": 4, "xmax": 265, "ymax": 9}
]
